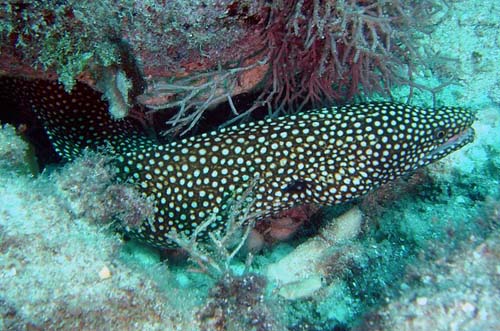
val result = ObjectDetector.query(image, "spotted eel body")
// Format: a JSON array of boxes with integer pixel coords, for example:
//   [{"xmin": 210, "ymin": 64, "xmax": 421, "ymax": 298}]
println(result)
[{"xmin": 1, "ymin": 78, "xmax": 475, "ymax": 248}]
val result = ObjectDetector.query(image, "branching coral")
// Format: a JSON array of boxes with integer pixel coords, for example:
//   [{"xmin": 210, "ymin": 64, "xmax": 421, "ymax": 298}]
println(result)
[
  {"xmin": 165, "ymin": 177, "xmax": 284, "ymax": 330},
  {"xmin": 165, "ymin": 176, "xmax": 260, "ymax": 276},
  {"xmin": 258, "ymin": 0, "xmax": 448, "ymax": 112},
  {"xmin": 138, "ymin": 59, "xmax": 268, "ymax": 135},
  {"xmin": 1, "ymin": 0, "xmax": 450, "ymax": 134},
  {"xmin": 136, "ymin": 0, "xmax": 450, "ymax": 133}
]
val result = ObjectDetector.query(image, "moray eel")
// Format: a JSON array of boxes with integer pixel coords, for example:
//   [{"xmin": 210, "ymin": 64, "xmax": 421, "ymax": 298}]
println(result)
[{"xmin": 0, "ymin": 77, "xmax": 475, "ymax": 247}]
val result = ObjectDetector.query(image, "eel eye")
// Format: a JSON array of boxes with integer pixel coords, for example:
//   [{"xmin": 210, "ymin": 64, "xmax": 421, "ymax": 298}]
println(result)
[{"xmin": 434, "ymin": 129, "xmax": 447, "ymax": 139}]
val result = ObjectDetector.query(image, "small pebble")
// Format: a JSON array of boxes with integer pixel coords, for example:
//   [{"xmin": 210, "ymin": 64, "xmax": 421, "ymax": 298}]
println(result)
[
  {"xmin": 99, "ymin": 266, "xmax": 112, "ymax": 280},
  {"xmin": 462, "ymin": 302, "xmax": 475, "ymax": 313},
  {"xmin": 416, "ymin": 297, "xmax": 428, "ymax": 306}
]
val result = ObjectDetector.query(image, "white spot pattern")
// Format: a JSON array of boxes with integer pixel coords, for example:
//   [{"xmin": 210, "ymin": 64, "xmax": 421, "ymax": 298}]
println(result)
[{"xmin": 11, "ymin": 78, "xmax": 474, "ymax": 249}]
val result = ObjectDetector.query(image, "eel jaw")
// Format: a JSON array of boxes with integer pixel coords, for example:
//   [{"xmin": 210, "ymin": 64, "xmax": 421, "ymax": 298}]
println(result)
[{"xmin": 426, "ymin": 127, "xmax": 475, "ymax": 162}]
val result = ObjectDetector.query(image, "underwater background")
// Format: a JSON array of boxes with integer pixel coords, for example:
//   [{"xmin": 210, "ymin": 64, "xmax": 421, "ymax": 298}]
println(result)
[{"xmin": 0, "ymin": 1, "xmax": 499, "ymax": 330}]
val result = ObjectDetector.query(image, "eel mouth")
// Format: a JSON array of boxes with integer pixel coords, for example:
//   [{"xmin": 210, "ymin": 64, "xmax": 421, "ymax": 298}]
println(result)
[{"xmin": 427, "ymin": 127, "xmax": 475, "ymax": 160}]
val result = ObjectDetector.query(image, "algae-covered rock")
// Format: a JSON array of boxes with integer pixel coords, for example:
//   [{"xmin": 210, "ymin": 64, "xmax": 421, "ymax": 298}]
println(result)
[
  {"xmin": 0, "ymin": 124, "xmax": 36, "ymax": 176},
  {"xmin": 266, "ymin": 206, "xmax": 363, "ymax": 299}
]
